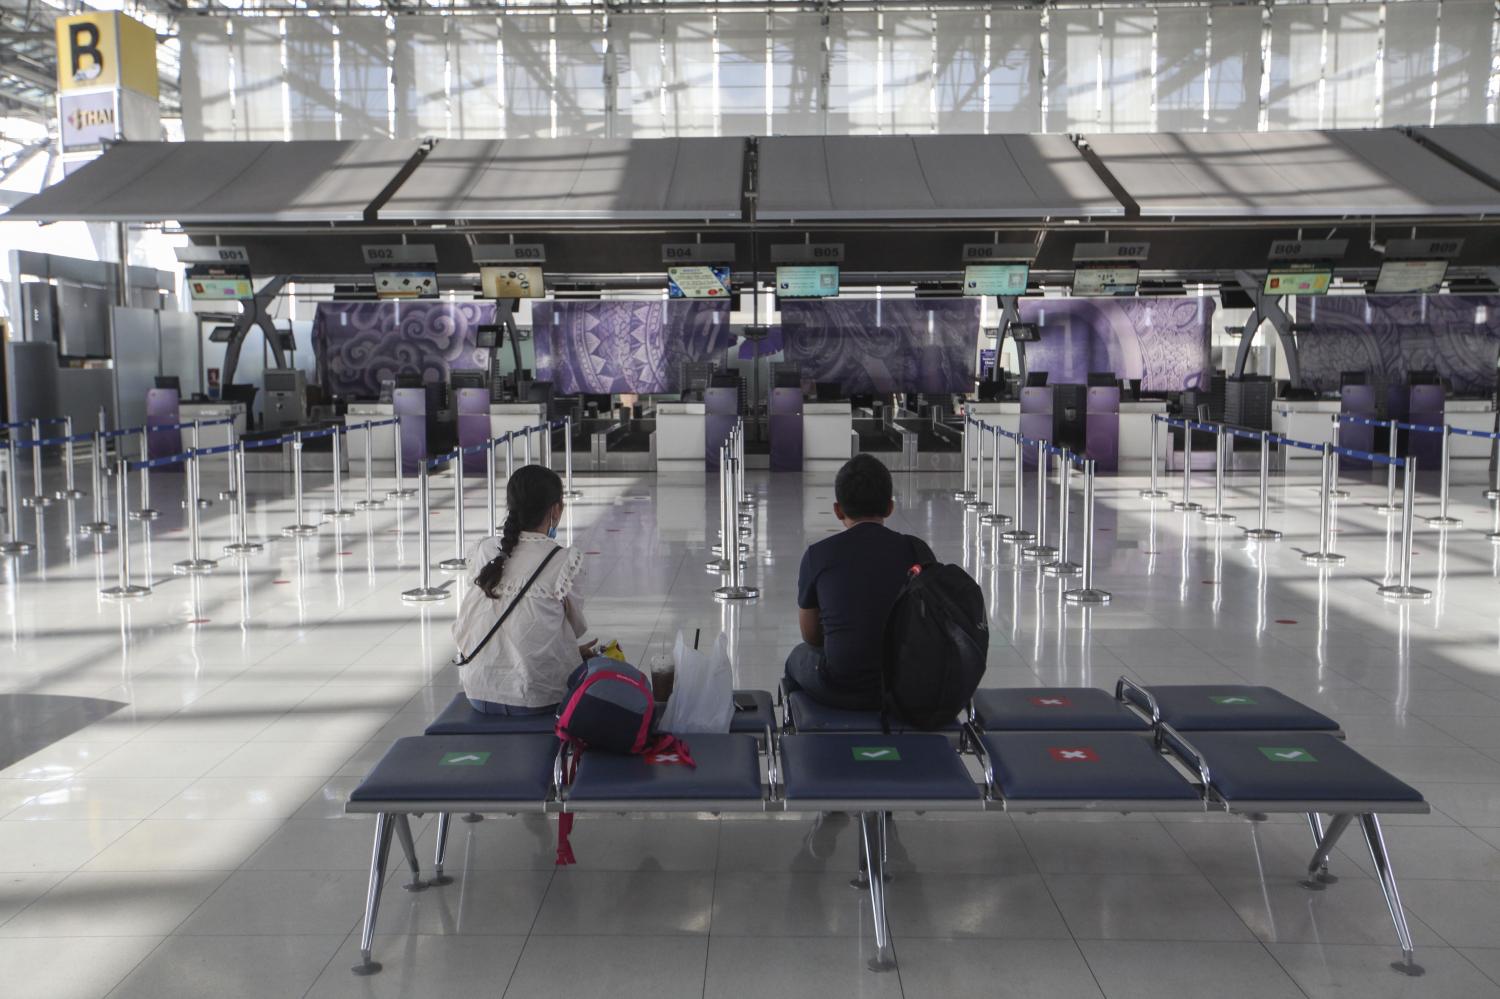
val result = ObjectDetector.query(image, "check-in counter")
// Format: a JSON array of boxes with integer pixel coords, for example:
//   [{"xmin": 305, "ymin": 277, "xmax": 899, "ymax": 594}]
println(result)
[
  {"xmin": 804, "ymin": 402, "xmax": 854, "ymax": 470},
  {"xmin": 1274, "ymin": 400, "xmax": 1342, "ymax": 461},
  {"xmin": 347, "ymin": 402, "xmax": 396, "ymax": 469},
  {"xmin": 1446, "ymin": 399, "xmax": 1497, "ymax": 459},
  {"xmin": 179, "ymin": 401, "xmax": 246, "ymax": 445},
  {"xmin": 656, "ymin": 401, "xmax": 706, "ymax": 472},
  {"xmin": 1119, "ymin": 400, "xmax": 1168, "ymax": 468}
]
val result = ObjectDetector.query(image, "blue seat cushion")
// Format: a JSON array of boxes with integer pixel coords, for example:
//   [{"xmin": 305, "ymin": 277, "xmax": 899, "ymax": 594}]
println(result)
[
  {"xmin": 982, "ymin": 732, "xmax": 1198, "ymax": 802},
  {"xmin": 787, "ymin": 691, "xmax": 961, "ymax": 734},
  {"xmin": 1187, "ymin": 732, "xmax": 1424, "ymax": 804},
  {"xmin": 568, "ymin": 734, "xmax": 762, "ymax": 802},
  {"xmin": 973, "ymin": 688, "xmax": 1150, "ymax": 732},
  {"xmin": 780, "ymin": 734, "xmax": 979, "ymax": 803},
  {"xmin": 424, "ymin": 693, "xmax": 557, "ymax": 735},
  {"xmin": 1150, "ymin": 685, "xmax": 1339, "ymax": 732},
  {"xmin": 350, "ymin": 734, "xmax": 557, "ymax": 804}
]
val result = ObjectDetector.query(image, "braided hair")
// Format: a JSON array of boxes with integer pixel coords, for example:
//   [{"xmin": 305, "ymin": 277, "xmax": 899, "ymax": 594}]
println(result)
[{"xmin": 475, "ymin": 464, "xmax": 565, "ymax": 598}]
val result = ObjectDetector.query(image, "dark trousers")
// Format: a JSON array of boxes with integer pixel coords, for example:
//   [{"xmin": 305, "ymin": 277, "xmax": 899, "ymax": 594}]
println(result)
[{"xmin": 783, "ymin": 643, "xmax": 881, "ymax": 711}]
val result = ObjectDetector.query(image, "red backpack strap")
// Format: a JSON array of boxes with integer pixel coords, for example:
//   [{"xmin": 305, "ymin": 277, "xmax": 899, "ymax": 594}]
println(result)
[
  {"xmin": 555, "ymin": 745, "xmax": 581, "ymax": 866},
  {"xmin": 642, "ymin": 734, "xmax": 695, "ymax": 768}
]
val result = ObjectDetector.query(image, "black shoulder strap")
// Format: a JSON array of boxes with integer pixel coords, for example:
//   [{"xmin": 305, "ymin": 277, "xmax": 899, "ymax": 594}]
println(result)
[{"xmin": 453, "ymin": 545, "xmax": 565, "ymax": 666}]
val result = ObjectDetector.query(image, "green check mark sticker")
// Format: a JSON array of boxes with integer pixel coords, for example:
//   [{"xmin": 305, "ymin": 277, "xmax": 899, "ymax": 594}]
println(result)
[
  {"xmin": 1259, "ymin": 747, "xmax": 1316, "ymax": 763},
  {"xmin": 440, "ymin": 752, "xmax": 491, "ymax": 766},
  {"xmin": 1211, "ymin": 696, "xmax": 1257, "ymax": 705},
  {"xmin": 852, "ymin": 747, "xmax": 901, "ymax": 762}
]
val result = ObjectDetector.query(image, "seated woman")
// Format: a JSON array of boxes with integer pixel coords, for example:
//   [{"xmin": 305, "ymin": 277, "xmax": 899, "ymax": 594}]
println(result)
[{"xmin": 451, "ymin": 465, "xmax": 593, "ymax": 715}]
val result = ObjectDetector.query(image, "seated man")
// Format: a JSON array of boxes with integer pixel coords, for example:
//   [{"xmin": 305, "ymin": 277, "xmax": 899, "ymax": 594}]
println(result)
[{"xmin": 784, "ymin": 454, "xmax": 936, "ymax": 711}]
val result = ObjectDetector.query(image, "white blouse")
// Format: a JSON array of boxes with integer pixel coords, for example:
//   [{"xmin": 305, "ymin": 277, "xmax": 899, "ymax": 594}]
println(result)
[{"xmin": 451, "ymin": 532, "xmax": 587, "ymax": 708}]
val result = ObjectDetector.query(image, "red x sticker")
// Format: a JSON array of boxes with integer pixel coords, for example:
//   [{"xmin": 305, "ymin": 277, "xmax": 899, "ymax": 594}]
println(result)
[
  {"xmin": 1029, "ymin": 696, "xmax": 1072, "ymax": 708},
  {"xmin": 1048, "ymin": 747, "xmax": 1099, "ymax": 763},
  {"xmin": 647, "ymin": 752, "xmax": 685, "ymax": 765}
]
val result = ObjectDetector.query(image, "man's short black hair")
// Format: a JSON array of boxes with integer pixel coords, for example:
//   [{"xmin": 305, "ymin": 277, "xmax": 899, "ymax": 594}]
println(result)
[{"xmin": 835, "ymin": 454, "xmax": 894, "ymax": 520}]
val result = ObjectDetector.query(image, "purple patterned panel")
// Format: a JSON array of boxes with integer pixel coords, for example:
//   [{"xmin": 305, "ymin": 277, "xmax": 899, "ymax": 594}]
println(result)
[
  {"xmin": 1017, "ymin": 298, "xmax": 1214, "ymax": 391},
  {"xmin": 531, "ymin": 301, "xmax": 735, "ymax": 395},
  {"xmin": 312, "ymin": 302, "xmax": 494, "ymax": 398},
  {"xmin": 780, "ymin": 300, "xmax": 980, "ymax": 394},
  {"xmin": 1295, "ymin": 296, "xmax": 1500, "ymax": 395}
]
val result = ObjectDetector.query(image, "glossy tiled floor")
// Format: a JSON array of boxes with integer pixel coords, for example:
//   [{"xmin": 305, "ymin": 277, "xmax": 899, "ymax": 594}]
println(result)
[{"xmin": 3, "ymin": 454, "xmax": 1500, "ymax": 998}]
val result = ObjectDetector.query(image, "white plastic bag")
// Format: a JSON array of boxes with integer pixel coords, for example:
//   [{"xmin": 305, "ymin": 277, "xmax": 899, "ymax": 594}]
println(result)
[{"xmin": 659, "ymin": 630, "xmax": 734, "ymax": 733}]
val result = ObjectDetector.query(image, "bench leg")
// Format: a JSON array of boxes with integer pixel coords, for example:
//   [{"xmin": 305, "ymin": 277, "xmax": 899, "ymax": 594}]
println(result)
[
  {"xmin": 1302, "ymin": 813, "xmax": 1339, "ymax": 886},
  {"xmin": 430, "ymin": 812, "xmax": 454, "ymax": 886},
  {"xmin": 1299, "ymin": 812, "xmax": 1353, "ymax": 890},
  {"xmin": 1360, "ymin": 813, "xmax": 1424, "ymax": 977},
  {"xmin": 859, "ymin": 811, "xmax": 897, "ymax": 972},
  {"xmin": 393, "ymin": 814, "xmax": 427, "ymax": 892},
  {"xmin": 351, "ymin": 812, "xmax": 394, "ymax": 976}
]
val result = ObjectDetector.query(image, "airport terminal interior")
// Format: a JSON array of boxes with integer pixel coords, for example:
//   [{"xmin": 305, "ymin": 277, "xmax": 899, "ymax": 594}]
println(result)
[{"xmin": 4, "ymin": 1, "xmax": 1500, "ymax": 996}]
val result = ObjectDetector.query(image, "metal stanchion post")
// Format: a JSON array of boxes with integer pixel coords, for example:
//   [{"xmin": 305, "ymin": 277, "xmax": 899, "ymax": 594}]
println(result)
[
  {"xmin": 715, "ymin": 452, "xmax": 759, "ymax": 601},
  {"xmin": 1043, "ymin": 451, "xmax": 1082, "ymax": 577},
  {"xmin": 1328, "ymin": 416, "xmax": 1349, "ymax": 499},
  {"xmin": 131, "ymin": 429, "xmax": 159, "ymax": 521},
  {"xmin": 1001, "ymin": 435, "xmax": 1034, "ymax": 543},
  {"xmin": 1172, "ymin": 422, "xmax": 1202, "ymax": 512},
  {"xmin": 188, "ymin": 421, "xmax": 212, "ymax": 508},
  {"xmin": 439, "ymin": 453, "xmax": 468, "ymax": 571},
  {"xmin": 1245, "ymin": 431, "xmax": 1282, "ymax": 541},
  {"xmin": 1201, "ymin": 425, "xmax": 1236, "ymax": 524},
  {"xmin": 224, "ymin": 442, "xmax": 264, "ymax": 555},
  {"xmin": 1374, "ymin": 419, "xmax": 1402, "ymax": 514},
  {"xmin": 388, "ymin": 418, "xmax": 416, "ymax": 499},
  {"xmin": 1424, "ymin": 426, "xmax": 1461, "ymax": 528},
  {"xmin": 1064, "ymin": 459, "xmax": 1111, "ymax": 605},
  {"xmin": 1486, "ymin": 492, "xmax": 1500, "ymax": 544},
  {"xmin": 22, "ymin": 419, "xmax": 51, "ymax": 508},
  {"xmin": 954, "ymin": 416, "xmax": 975, "ymax": 501},
  {"xmin": 981, "ymin": 426, "xmax": 1012, "ymax": 526},
  {"xmin": 56, "ymin": 416, "xmax": 84, "ymax": 500},
  {"xmin": 355, "ymin": 422, "xmax": 385, "ymax": 511},
  {"xmin": 562, "ymin": 416, "xmax": 582, "ymax": 498},
  {"xmin": 0, "ymin": 441, "xmax": 32, "ymax": 555},
  {"xmin": 1302, "ymin": 443, "xmax": 1346, "ymax": 565},
  {"xmin": 402, "ymin": 464, "xmax": 450, "ymax": 602},
  {"xmin": 706, "ymin": 443, "xmax": 730, "ymax": 572},
  {"xmin": 542, "ymin": 421, "xmax": 552, "ymax": 470},
  {"xmin": 282, "ymin": 433, "xmax": 319, "ymax": 536},
  {"xmin": 487, "ymin": 439, "xmax": 499, "ymax": 537},
  {"xmin": 1485, "ymin": 438, "xmax": 1500, "ymax": 501},
  {"xmin": 1140, "ymin": 415, "xmax": 1169, "ymax": 499},
  {"xmin": 1022, "ymin": 442, "xmax": 1058, "ymax": 562},
  {"xmin": 219, "ymin": 420, "xmax": 239, "ymax": 501},
  {"xmin": 966, "ymin": 423, "xmax": 991, "ymax": 511},
  {"xmin": 326, "ymin": 428, "xmax": 354, "ymax": 520},
  {"xmin": 523, "ymin": 427, "xmax": 533, "ymax": 466},
  {"xmin": 173, "ymin": 452, "xmax": 217, "ymax": 574},
  {"xmin": 1379, "ymin": 458, "xmax": 1432, "ymax": 600},
  {"xmin": 101, "ymin": 457, "xmax": 150, "ymax": 600},
  {"xmin": 80, "ymin": 431, "xmax": 114, "ymax": 535},
  {"xmin": 737, "ymin": 420, "xmax": 753, "ymax": 509}
]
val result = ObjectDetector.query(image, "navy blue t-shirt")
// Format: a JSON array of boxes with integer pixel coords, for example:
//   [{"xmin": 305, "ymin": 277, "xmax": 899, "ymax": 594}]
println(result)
[{"xmin": 797, "ymin": 522, "xmax": 936, "ymax": 693}]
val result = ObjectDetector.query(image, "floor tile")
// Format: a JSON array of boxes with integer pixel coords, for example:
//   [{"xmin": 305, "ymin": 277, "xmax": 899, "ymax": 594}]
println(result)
[
  {"xmin": 503, "ymin": 934, "xmax": 707, "ymax": 999},
  {"xmin": 1018, "ymin": 820, "xmax": 1197, "ymax": 875},
  {"xmin": 0, "ymin": 819, "xmax": 136, "ymax": 873},
  {"xmin": 0, "ymin": 935, "xmax": 164, "ymax": 999},
  {"xmin": 887, "ymin": 872, "xmax": 1072, "ymax": 939},
  {"xmin": 1267, "ymin": 942, "xmax": 1500, "ymax": 998},
  {"xmin": 83, "ymin": 818, "xmax": 282, "ymax": 872},
  {"xmin": 305, "ymin": 933, "xmax": 527, "ymax": 998},
  {"xmin": 1046, "ymin": 872, "xmax": 1255, "ymax": 941},
  {"xmin": 703, "ymin": 935, "xmax": 905, "ymax": 999},
  {"xmin": 104, "ymin": 933, "xmax": 343, "ymax": 999},
  {"xmin": 1078, "ymin": 939, "xmax": 1305, "ymax": 999},
  {"xmin": 530, "ymin": 870, "xmax": 713, "ymax": 936},
  {"xmin": 1211, "ymin": 875, "xmax": 1443, "ymax": 946},
  {"xmin": 174, "ymin": 868, "xmax": 368, "ymax": 936},
  {"xmin": 0, "ymin": 869, "xmax": 227, "ymax": 938},
  {"xmin": 893, "ymin": 937, "xmax": 1105, "ymax": 999}
]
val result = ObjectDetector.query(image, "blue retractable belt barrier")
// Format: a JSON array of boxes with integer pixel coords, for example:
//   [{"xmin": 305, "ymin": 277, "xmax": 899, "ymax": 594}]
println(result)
[
  {"xmin": 1395, "ymin": 420, "xmax": 1444, "ymax": 435},
  {"xmin": 1338, "ymin": 415, "xmax": 1389, "ymax": 429}
]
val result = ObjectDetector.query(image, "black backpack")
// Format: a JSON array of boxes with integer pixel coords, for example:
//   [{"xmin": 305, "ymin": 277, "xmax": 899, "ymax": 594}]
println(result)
[{"xmin": 881, "ymin": 561, "xmax": 988, "ymax": 730}]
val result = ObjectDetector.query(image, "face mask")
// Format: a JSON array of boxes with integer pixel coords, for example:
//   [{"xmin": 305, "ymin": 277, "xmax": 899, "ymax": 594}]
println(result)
[{"xmin": 546, "ymin": 519, "xmax": 558, "ymax": 540}]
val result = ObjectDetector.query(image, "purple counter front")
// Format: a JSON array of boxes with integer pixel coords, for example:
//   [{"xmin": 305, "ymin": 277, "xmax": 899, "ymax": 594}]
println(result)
[
  {"xmin": 769, "ymin": 388, "xmax": 803, "ymax": 471},
  {"xmin": 1339, "ymin": 385, "xmax": 1378, "ymax": 469},
  {"xmin": 1085, "ymin": 387, "xmax": 1120, "ymax": 473},
  {"xmin": 1019, "ymin": 387, "xmax": 1052, "ymax": 466},
  {"xmin": 145, "ymin": 389, "xmax": 182, "ymax": 470},
  {"xmin": 1408, "ymin": 385, "xmax": 1446, "ymax": 468},
  {"xmin": 705, "ymin": 387, "xmax": 737, "ymax": 469},
  {"xmin": 393, "ymin": 388, "xmax": 427, "ymax": 474},
  {"xmin": 455, "ymin": 388, "xmax": 490, "ymax": 474}
]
